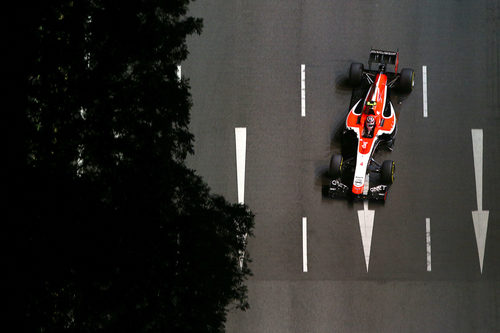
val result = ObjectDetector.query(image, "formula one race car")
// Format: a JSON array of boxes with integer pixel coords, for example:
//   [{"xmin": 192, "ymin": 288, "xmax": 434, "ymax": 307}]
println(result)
[{"xmin": 328, "ymin": 49, "xmax": 414, "ymax": 201}]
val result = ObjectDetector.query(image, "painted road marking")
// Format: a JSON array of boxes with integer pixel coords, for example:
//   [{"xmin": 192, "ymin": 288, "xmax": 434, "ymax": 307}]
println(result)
[
  {"xmin": 471, "ymin": 129, "xmax": 489, "ymax": 273},
  {"xmin": 357, "ymin": 200, "xmax": 375, "ymax": 272},
  {"xmin": 472, "ymin": 129, "xmax": 484, "ymax": 211},
  {"xmin": 301, "ymin": 64, "xmax": 306, "ymax": 117},
  {"xmin": 363, "ymin": 173, "xmax": 370, "ymax": 195},
  {"xmin": 177, "ymin": 65, "xmax": 181, "ymax": 81},
  {"xmin": 302, "ymin": 217, "xmax": 308, "ymax": 272},
  {"xmin": 235, "ymin": 127, "xmax": 247, "ymax": 269},
  {"xmin": 235, "ymin": 127, "xmax": 247, "ymax": 204},
  {"xmin": 426, "ymin": 218, "xmax": 431, "ymax": 272},
  {"xmin": 422, "ymin": 65, "xmax": 428, "ymax": 118}
]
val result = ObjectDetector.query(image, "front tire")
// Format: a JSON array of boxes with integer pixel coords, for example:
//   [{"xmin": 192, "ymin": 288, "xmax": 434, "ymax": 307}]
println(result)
[
  {"xmin": 399, "ymin": 68, "xmax": 414, "ymax": 93},
  {"xmin": 329, "ymin": 154, "xmax": 343, "ymax": 178},
  {"xmin": 349, "ymin": 63, "xmax": 364, "ymax": 86},
  {"xmin": 381, "ymin": 160, "xmax": 395, "ymax": 184}
]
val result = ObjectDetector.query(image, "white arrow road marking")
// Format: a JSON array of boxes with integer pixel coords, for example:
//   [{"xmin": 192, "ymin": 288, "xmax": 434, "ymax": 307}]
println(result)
[
  {"xmin": 235, "ymin": 128, "xmax": 247, "ymax": 269},
  {"xmin": 301, "ymin": 64, "xmax": 306, "ymax": 117},
  {"xmin": 472, "ymin": 211, "xmax": 489, "ymax": 273},
  {"xmin": 472, "ymin": 129, "xmax": 484, "ymax": 211},
  {"xmin": 357, "ymin": 200, "xmax": 375, "ymax": 272},
  {"xmin": 176, "ymin": 65, "xmax": 181, "ymax": 81},
  {"xmin": 426, "ymin": 218, "xmax": 432, "ymax": 272},
  {"xmin": 471, "ymin": 129, "xmax": 489, "ymax": 273},
  {"xmin": 235, "ymin": 127, "xmax": 247, "ymax": 204},
  {"xmin": 422, "ymin": 65, "xmax": 428, "ymax": 118},
  {"xmin": 302, "ymin": 217, "xmax": 308, "ymax": 272}
]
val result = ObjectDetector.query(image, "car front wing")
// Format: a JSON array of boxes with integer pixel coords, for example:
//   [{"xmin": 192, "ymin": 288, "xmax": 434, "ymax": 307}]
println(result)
[{"xmin": 328, "ymin": 180, "xmax": 388, "ymax": 201}]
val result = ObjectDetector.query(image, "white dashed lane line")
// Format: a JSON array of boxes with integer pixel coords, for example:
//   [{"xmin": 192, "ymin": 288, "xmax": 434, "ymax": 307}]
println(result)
[
  {"xmin": 422, "ymin": 65, "xmax": 428, "ymax": 118},
  {"xmin": 302, "ymin": 217, "xmax": 308, "ymax": 272},
  {"xmin": 301, "ymin": 64, "xmax": 306, "ymax": 117},
  {"xmin": 426, "ymin": 218, "xmax": 432, "ymax": 272}
]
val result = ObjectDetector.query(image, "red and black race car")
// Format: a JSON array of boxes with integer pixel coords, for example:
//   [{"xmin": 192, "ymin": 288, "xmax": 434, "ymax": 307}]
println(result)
[{"xmin": 328, "ymin": 49, "xmax": 414, "ymax": 201}]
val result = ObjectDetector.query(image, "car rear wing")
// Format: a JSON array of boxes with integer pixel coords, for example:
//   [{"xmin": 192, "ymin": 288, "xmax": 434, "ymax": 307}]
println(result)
[{"xmin": 368, "ymin": 49, "xmax": 399, "ymax": 73}]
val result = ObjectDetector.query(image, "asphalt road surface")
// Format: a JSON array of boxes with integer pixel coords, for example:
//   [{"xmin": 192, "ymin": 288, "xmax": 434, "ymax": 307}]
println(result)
[{"xmin": 184, "ymin": 1, "xmax": 500, "ymax": 332}]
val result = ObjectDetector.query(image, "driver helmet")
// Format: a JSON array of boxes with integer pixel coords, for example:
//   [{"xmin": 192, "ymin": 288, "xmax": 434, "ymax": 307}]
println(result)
[{"xmin": 366, "ymin": 115, "xmax": 375, "ymax": 129}]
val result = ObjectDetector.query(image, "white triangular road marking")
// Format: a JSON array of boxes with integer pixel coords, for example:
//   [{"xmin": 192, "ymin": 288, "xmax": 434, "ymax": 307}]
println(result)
[
  {"xmin": 358, "ymin": 200, "xmax": 375, "ymax": 272},
  {"xmin": 472, "ymin": 210, "xmax": 489, "ymax": 273}
]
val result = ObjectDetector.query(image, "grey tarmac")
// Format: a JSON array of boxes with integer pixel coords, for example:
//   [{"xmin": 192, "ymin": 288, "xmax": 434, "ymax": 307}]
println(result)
[{"xmin": 185, "ymin": 0, "xmax": 500, "ymax": 332}]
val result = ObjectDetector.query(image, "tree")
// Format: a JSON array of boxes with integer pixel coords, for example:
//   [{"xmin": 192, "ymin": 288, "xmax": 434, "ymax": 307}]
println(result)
[{"xmin": 9, "ymin": 1, "xmax": 254, "ymax": 332}]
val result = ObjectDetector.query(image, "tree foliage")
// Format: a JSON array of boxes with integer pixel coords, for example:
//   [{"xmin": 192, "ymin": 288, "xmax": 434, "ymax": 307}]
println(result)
[{"xmin": 9, "ymin": 1, "xmax": 253, "ymax": 332}]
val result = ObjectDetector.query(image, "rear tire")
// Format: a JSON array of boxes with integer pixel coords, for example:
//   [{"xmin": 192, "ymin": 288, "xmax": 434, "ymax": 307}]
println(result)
[
  {"xmin": 329, "ymin": 154, "xmax": 343, "ymax": 178},
  {"xmin": 399, "ymin": 68, "xmax": 414, "ymax": 93},
  {"xmin": 381, "ymin": 160, "xmax": 395, "ymax": 184},
  {"xmin": 349, "ymin": 63, "xmax": 364, "ymax": 86}
]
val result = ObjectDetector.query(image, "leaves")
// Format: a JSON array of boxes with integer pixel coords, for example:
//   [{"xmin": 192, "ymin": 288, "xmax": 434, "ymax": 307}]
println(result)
[{"xmin": 10, "ymin": 1, "xmax": 253, "ymax": 332}]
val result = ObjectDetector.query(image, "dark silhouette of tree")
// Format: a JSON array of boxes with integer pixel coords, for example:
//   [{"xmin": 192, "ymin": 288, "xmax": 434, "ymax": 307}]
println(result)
[{"xmin": 9, "ymin": 1, "xmax": 253, "ymax": 332}]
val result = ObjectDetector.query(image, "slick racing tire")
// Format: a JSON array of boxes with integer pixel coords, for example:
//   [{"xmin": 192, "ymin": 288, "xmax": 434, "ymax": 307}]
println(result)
[
  {"xmin": 349, "ymin": 63, "xmax": 364, "ymax": 86},
  {"xmin": 329, "ymin": 154, "xmax": 343, "ymax": 179},
  {"xmin": 381, "ymin": 160, "xmax": 395, "ymax": 184},
  {"xmin": 399, "ymin": 68, "xmax": 414, "ymax": 93}
]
